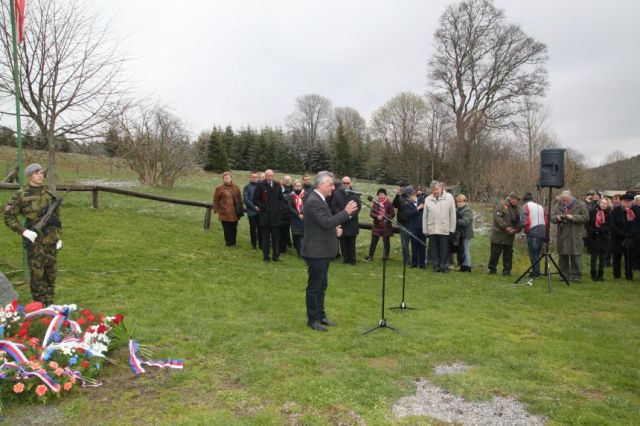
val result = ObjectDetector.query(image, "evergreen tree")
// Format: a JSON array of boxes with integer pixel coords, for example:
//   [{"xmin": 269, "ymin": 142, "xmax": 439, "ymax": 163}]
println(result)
[
  {"xmin": 332, "ymin": 120, "xmax": 353, "ymax": 176},
  {"xmin": 204, "ymin": 127, "xmax": 229, "ymax": 172},
  {"xmin": 308, "ymin": 145, "xmax": 331, "ymax": 172},
  {"xmin": 229, "ymin": 127, "xmax": 255, "ymax": 170}
]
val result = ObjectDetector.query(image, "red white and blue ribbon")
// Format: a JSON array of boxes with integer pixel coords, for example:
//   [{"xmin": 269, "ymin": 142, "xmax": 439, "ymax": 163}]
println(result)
[
  {"xmin": 0, "ymin": 340, "xmax": 30, "ymax": 364},
  {"xmin": 1, "ymin": 362, "xmax": 61, "ymax": 392},
  {"xmin": 26, "ymin": 307, "xmax": 82, "ymax": 347},
  {"xmin": 128, "ymin": 340, "xmax": 184, "ymax": 376}
]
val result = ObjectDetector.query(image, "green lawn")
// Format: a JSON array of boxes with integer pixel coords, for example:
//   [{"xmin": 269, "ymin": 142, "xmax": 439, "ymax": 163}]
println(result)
[{"xmin": 1, "ymin": 152, "xmax": 639, "ymax": 425}]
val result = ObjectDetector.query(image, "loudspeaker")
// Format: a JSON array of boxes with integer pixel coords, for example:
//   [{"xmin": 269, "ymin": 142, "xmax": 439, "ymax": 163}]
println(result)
[{"xmin": 539, "ymin": 148, "xmax": 565, "ymax": 188}]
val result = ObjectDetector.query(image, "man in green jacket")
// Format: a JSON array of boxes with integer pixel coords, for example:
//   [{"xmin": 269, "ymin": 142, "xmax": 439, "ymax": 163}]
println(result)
[
  {"xmin": 4, "ymin": 164, "xmax": 62, "ymax": 305},
  {"xmin": 488, "ymin": 191, "xmax": 522, "ymax": 276}
]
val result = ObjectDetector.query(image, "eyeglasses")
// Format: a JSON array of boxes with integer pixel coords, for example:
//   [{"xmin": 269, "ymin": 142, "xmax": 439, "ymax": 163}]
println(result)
[{"xmin": 342, "ymin": 182, "xmax": 350, "ymax": 185}]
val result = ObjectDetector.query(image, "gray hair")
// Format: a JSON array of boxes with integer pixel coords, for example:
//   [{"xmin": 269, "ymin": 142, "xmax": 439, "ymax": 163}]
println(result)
[
  {"xmin": 430, "ymin": 180, "xmax": 442, "ymax": 190},
  {"xmin": 314, "ymin": 171, "xmax": 334, "ymax": 188}
]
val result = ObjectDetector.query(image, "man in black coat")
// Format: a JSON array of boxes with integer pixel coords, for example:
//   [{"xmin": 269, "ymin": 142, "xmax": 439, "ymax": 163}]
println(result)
[
  {"xmin": 331, "ymin": 176, "xmax": 361, "ymax": 265},
  {"xmin": 253, "ymin": 169, "xmax": 284, "ymax": 263},
  {"xmin": 302, "ymin": 171, "xmax": 358, "ymax": 331},
  {"xmin": 611, "ymin": 192, "xmax": 640, "ymax": 280}
]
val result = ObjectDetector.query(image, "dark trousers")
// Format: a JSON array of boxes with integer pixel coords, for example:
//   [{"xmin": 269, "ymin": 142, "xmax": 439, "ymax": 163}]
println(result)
[
  {"xmin": 279, "ymin": 224, "xmax": 292, "ymax": 252},
  {"xmin": 411, "ymin": 233, "xmax": 426, "ymax": 267},
  {"xmin": 221, "ymin": 221, "xmax": 238, "ymax": 246},
  {"xmin": 488, "ymin": 242, "xmax": 513, "ymax": 273},
  {"xmin": 292, "ymin": 234, "xmax": 303, "ymax": 257},
  {"xmin": 248, "ymin": 215, "xmax": 261, "ymax": 249},
  {"xmin": 340, "ymin": 235, "xmax": 357, "ymax": 264},
  {"xmin": 305, "ymin": 257, "xmax": 331, "ymax": 323},
  {"xmin": 559, "ymin": 254, "xmax": 582, "ymax": 280},
  {"xmin": 400, "ymin": 230, "xmax": 411, "ymax": 265},
  {"xmin": 261, "ymin": 226, "xmax": 281, "ymax": 261},
  {"xmin": 430, "ymin": 234, "xmax": 450, "ymax": 271},
  {"xmin": 613, "ymin": 251, "xmax": 633, "ymax": 279},
  {"xmin": 590, "ymin": 252, "xmax": 607, "ymax": 274},
  {"xmin": 368, "ymin": 236, "xmax": 390, "ymax": 259}
]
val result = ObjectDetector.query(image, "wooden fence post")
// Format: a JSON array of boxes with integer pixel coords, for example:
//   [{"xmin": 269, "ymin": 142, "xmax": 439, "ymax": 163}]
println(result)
[
  {"xmin": 92, "ymin": 189, "xmax": 99, "ymax": 209},
  {"xmin": 204, "ymin": 207, "xmax": 212, "ymax": 230}
]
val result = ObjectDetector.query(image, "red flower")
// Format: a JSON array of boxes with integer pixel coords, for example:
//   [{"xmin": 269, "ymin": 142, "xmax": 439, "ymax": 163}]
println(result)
[
  {"xmin": 97, "ymin": 324, "xmax": 107, "ymax": 334},
  {"xmin": 81, "ymin": 309, "xmax": 92, "ymax": 317},
  {"xmin": 86, "ymin": 315, "xmax": 95, "ymax": 323},
  {"xmin": 40, "ymin": 317, "xmax": 51, "ymax": 326},
  {"xmin": 10, "ymin": 299, "xmax": 18, "ymax": 310},
  {"xmin": 99, "ymin": 315, "xmax": 105, "ymax": 323},
  {"xmin": 77, "ymin": 317, "xmax": 86, "ymax": 326},
  {"xmin": 81, "ymin": 360, "xmax": 89, "ymax": 368},
  {"xmin": 35, "ymin": 384, "xmax": 47, "ymax": 397},
  {"xmin": 25, "ymin": 301, "xmax": 43, "ymax": 313},
  {"xmin": 113, "ymin": 314, "xmax": 125, "ymax": 325}
]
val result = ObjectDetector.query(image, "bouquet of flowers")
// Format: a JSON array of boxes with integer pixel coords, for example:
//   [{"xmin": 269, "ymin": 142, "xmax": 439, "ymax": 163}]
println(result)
[{"xmin": 0, "ymin": 300, "xmax": 183, "ymax": 414}]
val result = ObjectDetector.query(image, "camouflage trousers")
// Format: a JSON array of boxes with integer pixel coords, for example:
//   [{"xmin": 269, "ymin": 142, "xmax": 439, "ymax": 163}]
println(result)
[{"xmin": 27, "ymin": 242, "xmax": 57, "ymax": 306}]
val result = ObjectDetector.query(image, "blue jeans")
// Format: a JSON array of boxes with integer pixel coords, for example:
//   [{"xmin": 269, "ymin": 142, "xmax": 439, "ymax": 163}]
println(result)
[
  {"xmin": 457, "ymin": 238, "xmax": 472, "ymax": 267},
  {"xmin": 526, "ymin": 236, "xmax": 544, "ymax": 277}
]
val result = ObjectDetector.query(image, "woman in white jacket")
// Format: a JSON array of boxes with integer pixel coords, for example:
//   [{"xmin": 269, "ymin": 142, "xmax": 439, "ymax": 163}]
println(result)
[{"xmin": 422, "ymin": 181, "xmax": 456, "ymax": 272}]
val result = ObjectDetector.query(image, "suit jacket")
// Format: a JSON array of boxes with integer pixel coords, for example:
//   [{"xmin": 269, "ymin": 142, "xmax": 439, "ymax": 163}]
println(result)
[
  {"xmin": 330, "ymin": 188, "xmax": 361, "ymax": 236},
  {"xmin": 301, "ymin": 190, "xmax": 350, "ymax": 258},
  {"xmin": 253, "ymin": 181, "xmax": 284, "ymax": 227}
]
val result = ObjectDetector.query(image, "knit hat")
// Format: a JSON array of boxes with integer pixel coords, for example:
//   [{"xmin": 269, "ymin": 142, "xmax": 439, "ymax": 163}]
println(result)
[
  {"xmin": 522, "ymin": 192, "xmax": 533, "ymax": 203},
  {"xmin": 377, "ymin": 188, "xmax": 387, "ymax": 196},
  {"xmin": 24, "ymin": 163, "xmax": 42, "ymax": 177},
  {"xmin": 403, "ymin": 185, "xmax": 414, "ymax": 196}
]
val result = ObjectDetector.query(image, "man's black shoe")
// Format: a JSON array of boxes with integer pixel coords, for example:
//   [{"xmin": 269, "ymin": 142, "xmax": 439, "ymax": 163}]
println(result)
[
  {"xmin": 320, "ymin": 318, "xmax": 337, "ymax": 326},
  {"xmin": 308, "ymin": 321, "xmax": 328, "ymax": 331},
  {"xmin": 272, "ymin": 257, "xmax": 280, "ymax": 262}
]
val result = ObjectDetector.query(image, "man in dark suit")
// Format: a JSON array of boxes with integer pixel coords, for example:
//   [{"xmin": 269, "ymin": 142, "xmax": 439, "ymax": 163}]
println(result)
[
  {"xmin": 253, "ymin": 169, "xmax": 284, "ymax": 263},
  {"xmin": 302, "ymin": 171, "xmax": 358, "ymax": 331},
  {"xmin": 331, "ymin": 176, "xmax": 361, "ymax": 265}
]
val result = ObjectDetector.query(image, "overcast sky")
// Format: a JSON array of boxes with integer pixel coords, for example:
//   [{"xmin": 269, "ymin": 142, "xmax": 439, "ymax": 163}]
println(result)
[{"xmin": 11, "ymin": 0, "xmax": 640, "ymax": 165}]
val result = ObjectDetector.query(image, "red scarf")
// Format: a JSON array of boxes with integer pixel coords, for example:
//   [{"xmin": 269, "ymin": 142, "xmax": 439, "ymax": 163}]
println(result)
[
  {"xmin": 292, "ymin": 190, "xmax": 304, "ymax": 214},
  {"xmin": 627, "ymin": 207, "xmax": 636, "ymax": 222},
  {"xmin": 595, "ymin": 209, "xmax": 605, "ymax": 228}
]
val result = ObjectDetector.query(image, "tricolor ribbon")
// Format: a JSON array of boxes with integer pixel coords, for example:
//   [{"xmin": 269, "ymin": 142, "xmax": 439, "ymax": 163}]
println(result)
[
  {"xmin": 63, "ymin": 367, "xmax": 102, "ymax": 388},
  {"xmin": 26, "ymin": 306, "xmax": 81, "ymax": 347},
  {"xmin": 128, "ymin": 340, "xmax": 184, "ymax": 376},
  {"xmin": 0, "ymin": 340, "xmax": 30, "ymax": 364},
  {"xmin": 1, "ymin": 362, "xmax": 61, "ymax": 392},
  {"xmin": 40, "ymin": 337, "xmax": 106, "ymax": 362}
]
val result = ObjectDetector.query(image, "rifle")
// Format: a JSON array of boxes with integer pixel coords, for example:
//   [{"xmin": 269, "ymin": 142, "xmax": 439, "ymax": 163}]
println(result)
[{"xmin": 32, "ymin": 189, "xmax": 70, "ymax": 233}]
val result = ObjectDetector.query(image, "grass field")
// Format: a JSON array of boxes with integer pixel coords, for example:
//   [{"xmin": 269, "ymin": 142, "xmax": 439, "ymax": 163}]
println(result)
[{"xmin": 1, "ymin": 148, "xmax": 639, "ymax": 425}]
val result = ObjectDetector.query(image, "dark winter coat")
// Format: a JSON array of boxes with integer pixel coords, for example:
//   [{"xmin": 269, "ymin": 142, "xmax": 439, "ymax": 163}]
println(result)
[
  {"xmin": 370, "ymin": 198, "xmax": 394, "ymax": 237},
  {"xmin": 253, "ymin": 181, "xmax": 285, "ymax": 228},
  {"xmin": 403, "ymin": 199, "xmax": 423, "ymax": 236},
  {"xmin": 243, "ymin": 182, "xmax": 260, "ymax": 217},
  {"xmin": 611, "ymin": 205, "xmax": 640, "ymax": 254},
  {"xmin": 585, "ymin": 207, "xmax": 612, "ymax": 254},
  {"xmin": 288, "ymin": 190, "xmax": 306, "ymax": 236},
  {"xmin": 330, "ymin": 188, "xmax": 361, "ymax": 237}
]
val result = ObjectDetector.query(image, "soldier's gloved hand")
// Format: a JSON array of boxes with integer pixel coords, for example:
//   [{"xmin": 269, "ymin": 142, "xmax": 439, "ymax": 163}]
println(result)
[
  {"xmin": 22, "ymin": 230, "xmax": 37, "ymax": 243},
  {"xmin": 56, "ymin": 240, "xmax": 62, "ymax": 250}
]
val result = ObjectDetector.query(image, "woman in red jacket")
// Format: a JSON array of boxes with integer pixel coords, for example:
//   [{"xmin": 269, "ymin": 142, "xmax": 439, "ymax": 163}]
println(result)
[{"xmin": 364, "ymin": 188, "xmax": 395, "ymax": 262}]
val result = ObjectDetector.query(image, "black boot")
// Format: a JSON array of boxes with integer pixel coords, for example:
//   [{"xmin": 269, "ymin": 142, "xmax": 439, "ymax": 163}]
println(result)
[
  {"xmin": 590, "ymin": 270, "xmax": 597, "ymax": 281},
  {"xmin": 597, "ymin": 270, "xmax": 604, "ymax": 281}
]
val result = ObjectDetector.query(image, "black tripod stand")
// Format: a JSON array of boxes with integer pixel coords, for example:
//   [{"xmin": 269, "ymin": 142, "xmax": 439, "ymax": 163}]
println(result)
[
  {"xmin": 363, "ymin": 255, "xmax": 396, "ymax": 334},
  {"xmin": 389, "ymin": 261, "xmax": 420, "ymax": 312},
  {"xmin": 514, "ymin": 187, "xmax": 569, "ymax": 292}
]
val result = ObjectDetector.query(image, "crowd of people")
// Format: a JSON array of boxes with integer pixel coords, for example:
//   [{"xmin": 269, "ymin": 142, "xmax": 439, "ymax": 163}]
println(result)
[{"xmin": 212, "ymin": 170, "xmax": 640, "ymax": 285}]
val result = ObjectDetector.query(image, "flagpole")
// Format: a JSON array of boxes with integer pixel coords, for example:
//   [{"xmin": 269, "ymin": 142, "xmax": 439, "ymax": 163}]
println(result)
[{"xmin": 9, "ymin": 0, "xmax": 29, "ymax": 281}]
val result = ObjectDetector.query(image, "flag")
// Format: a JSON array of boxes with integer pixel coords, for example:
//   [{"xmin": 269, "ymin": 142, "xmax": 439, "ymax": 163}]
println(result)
[{"xmin": 15, "ymin": 0, "xmax": 26, "ymax": 44}]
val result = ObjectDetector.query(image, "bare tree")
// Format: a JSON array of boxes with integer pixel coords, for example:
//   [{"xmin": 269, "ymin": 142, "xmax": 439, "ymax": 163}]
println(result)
[
  {"xmin": 424, "ymin": 94, "xmax": 453, "ymax": 183},
  {"xmin": 108, "ymin": 105, "xmax": 193, "ymax": 187},
  {"xmin": 429, "ymin": 0, "xmax": 548, "ymax": 190},
  {"xmin": 370, "ymin": 92, "xmax": 430, "ymax": 186},
  {"xmin": 333, "ymin": 106, "xmax": 366, "ymax": 140},
  {"xmin": 0, "ymin": 0, "xmax": 128, "ymax": 191},
  {"xmin": 286, "ymin": 94, "xmax": 333, "ymax": 152}
]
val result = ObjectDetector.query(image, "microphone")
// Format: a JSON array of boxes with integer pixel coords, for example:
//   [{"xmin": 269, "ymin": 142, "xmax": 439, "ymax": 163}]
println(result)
[
  {"xmin": 345, "ymin": 188, "xmax": 362, "ymax": 196},
  {"xmin": 366, "ymin": 195, "xmax": 374, "ymax": 202}
]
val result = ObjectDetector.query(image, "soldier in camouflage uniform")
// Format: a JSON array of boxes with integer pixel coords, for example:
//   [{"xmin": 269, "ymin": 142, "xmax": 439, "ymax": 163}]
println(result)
[
  {"xmin": 3, "ymin": 163, "xmax": 62, "ymax": 306},
  {"xmin": 488, "ymin": 191, "xmax": 523, "ymax": 276}
]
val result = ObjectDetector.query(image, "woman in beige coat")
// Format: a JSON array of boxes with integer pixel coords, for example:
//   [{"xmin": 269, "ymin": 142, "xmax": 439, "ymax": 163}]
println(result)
[{"xmin": 422, "ymin": 181, "xmax": 456, "ymax": 272}]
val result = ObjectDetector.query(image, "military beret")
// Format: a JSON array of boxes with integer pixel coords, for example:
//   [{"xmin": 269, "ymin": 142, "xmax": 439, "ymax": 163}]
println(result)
[{"xmin": 24, "ymin": 163, "xmax": 42, "ymax": 177}]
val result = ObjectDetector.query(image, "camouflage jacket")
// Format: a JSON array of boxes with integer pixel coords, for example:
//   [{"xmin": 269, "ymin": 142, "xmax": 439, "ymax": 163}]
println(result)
[{"xmin": 3, "ymin": 186, "xmax": 62, "ymax": 244}]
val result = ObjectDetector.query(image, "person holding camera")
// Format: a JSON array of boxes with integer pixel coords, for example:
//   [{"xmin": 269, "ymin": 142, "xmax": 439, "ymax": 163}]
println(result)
[
  {"xmin": 551, "ymin": 190, "xmax": 589, "ymax": 282},
  {"xmin": 364, "ymin": 188, "xmax": 395, "ymax": 262},
  {"xmin": 520, "ymin": 192, "xmax": 547, "ymax": 278},
  {"xmin": 213, "ymin": 171, "xmax": 244, "ymax": 247}
]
